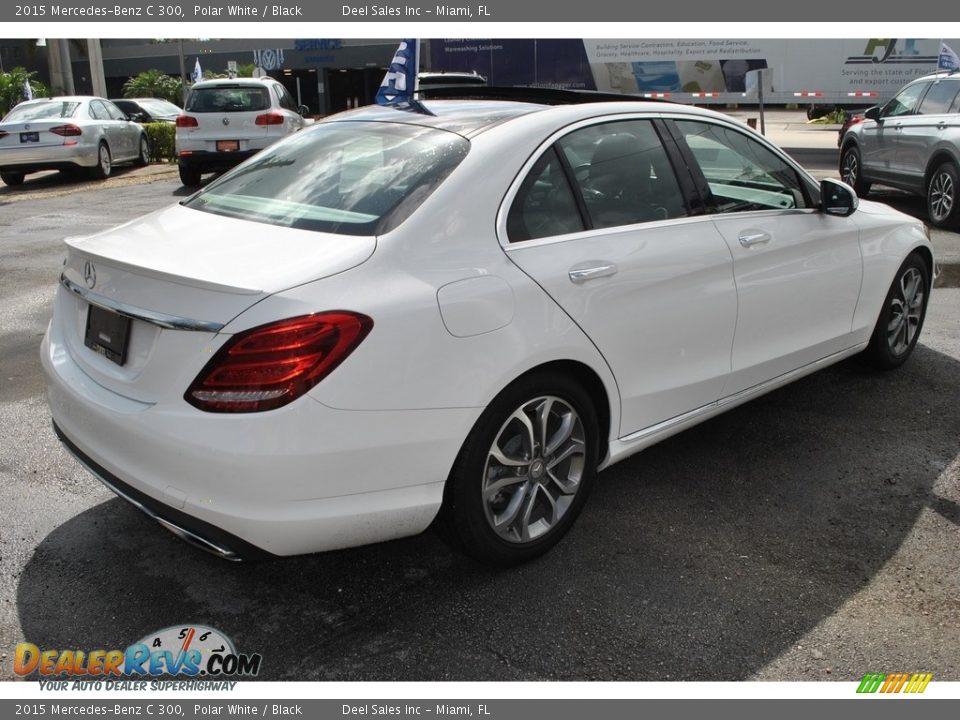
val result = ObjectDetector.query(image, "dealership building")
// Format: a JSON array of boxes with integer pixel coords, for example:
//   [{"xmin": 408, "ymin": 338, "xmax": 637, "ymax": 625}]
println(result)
[{"xmin": 1, "ymin": 38, "xmax": 596, "ymax": 115}]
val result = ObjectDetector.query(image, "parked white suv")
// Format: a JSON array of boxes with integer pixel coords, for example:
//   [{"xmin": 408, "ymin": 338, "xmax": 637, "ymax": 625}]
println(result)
[{"xmin": 175, "ymin": 77, "xmax": 309, "ymax": 187}]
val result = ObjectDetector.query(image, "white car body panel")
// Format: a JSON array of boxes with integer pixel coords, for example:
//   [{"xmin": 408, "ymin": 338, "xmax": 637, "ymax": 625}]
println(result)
[
  {"xmin": 41, "ymin": 100, "xmax": 934, "ymax": 558},
  {"xmin": 505, "ymin": 216, "xmax": 738, "ymax": 436},
  {"xmin": 709, "ymin": 208, "xmax": 863, "ymax": 394}
]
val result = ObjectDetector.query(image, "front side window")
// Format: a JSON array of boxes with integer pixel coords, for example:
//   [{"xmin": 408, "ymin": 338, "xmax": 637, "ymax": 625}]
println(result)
[
  {"xmin": 88, "ymin": 101, "xmax": 109, "ymax": 121},
  {"xmin": 883, "ymin": 83, "xmax": 930, "ymax": 117},
  {"xmin": 103, "ymin": 101, "xmax": 127, "ymax": 121},
  {"xmin": 184, "ymin": 122, "xmax": 469, "ymax": 236},
  {"xmin": 558, "ymin": 120, "xmax": 687, "ymax": 229},
  {"xmin": 674, "ymin": 120, "xmax": 809, "ymax": 213}
]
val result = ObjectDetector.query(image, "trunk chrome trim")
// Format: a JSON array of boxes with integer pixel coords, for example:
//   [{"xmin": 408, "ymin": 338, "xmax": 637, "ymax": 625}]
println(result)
[{"xmin": 60, "ymin": 274, "xmax": 225, "ymax": 332}]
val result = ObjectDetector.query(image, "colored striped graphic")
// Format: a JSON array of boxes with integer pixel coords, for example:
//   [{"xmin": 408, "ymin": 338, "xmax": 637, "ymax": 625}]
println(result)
[{"xmin": 857, "ymin": 672, "xmax": 933, "ymax": 694}]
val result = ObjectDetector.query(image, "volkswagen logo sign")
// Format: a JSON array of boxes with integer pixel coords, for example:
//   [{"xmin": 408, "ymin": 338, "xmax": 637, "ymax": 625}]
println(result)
[
  {"xmin": 83, "ymin": 261, "xmax": 97, "ymax": 289},
  {"xmin": 222, "ymin": 118, "xmax": 230, "ymax": 126}
]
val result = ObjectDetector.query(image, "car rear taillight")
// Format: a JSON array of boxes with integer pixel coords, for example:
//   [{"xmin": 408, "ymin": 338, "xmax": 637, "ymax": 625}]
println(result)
[
  {"xmin": 185, "ymin": 312, "xmax": 373, "ymax": 413},
  {"xmin": 49, "ymin": 124, "xmax": 82, "ymax": 137},
  {"xmin": 176, "ymin": 115, "xmax": 199, "ymax": 128},
  {"xmin": 255, "ymin": 112, "xmax": 285, "ymax": 126}
]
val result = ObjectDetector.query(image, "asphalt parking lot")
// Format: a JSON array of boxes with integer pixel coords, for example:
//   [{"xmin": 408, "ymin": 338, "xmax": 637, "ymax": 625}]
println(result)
[{"xmin": 0, "ymin": 165, "xmax": 958, "ymax": 682}]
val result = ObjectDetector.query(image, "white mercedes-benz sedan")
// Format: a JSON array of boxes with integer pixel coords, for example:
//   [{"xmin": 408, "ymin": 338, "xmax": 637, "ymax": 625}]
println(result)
[{"xmin": 42, "ymin": 95, "xmax": 935, "ymax": 565}]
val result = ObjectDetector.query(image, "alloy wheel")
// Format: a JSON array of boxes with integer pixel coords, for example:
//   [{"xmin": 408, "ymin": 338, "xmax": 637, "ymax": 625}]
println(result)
[
  {"xmin": 887, "ymin": 267, "xmax": 924, "ymax": 356},
  {"xmin": 99, "ymin": 145, "xmax": 111, "ymax": 175},
  {"xmin": 481, "ymin": 395, "xmax": 586, "ymax": 544},
  {"xmin": 841, "ymin": 151, "xmax": 858, "ymax": 186},
  {"xmin": 929, "ymin": 170, "xmax": 954, "ymax": 224}
]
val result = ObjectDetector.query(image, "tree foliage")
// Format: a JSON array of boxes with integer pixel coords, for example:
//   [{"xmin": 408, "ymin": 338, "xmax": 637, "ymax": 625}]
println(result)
[
  {"xmin": 0, "ymin": 67, "xmax": 49, "ymax": 117},
  {"xmin": 122, "ymin": 69, "xmax": 183, "ymax": 104}
]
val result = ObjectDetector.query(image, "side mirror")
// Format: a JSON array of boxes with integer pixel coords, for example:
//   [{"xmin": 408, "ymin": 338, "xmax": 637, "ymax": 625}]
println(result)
[
  {"xmin": 864, "ymin": 106, "xmax": 881, "ymax": 121},
  {"xmin": 821, "ymin": 178, "xmax": 859, "ymax": 217},
  {"xmin": 298, "ymin": 104, "xmax": 310, "ymax": 117}
]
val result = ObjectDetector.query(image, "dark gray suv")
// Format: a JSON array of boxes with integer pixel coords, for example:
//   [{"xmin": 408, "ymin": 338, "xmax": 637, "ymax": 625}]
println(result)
[{"xmin": 840, "ymin": 71, "xmax": 960, "ymax": 229}]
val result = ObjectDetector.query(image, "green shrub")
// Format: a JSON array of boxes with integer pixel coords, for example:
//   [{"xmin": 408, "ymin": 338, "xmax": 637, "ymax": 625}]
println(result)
[
  {"xmin": 142, "ymin": 122, "xmax": 176, "ymax": 163},
  {"xmin": 123, "ymin": 70, "xmax": 183, "ymax": 105}
]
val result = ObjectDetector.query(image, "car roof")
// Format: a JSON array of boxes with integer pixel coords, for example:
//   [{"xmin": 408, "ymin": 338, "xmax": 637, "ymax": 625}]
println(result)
[
  {"xmin": 21, "ymin": 96, "xmax": 101, "ymax": 103},
  {"xmin": 326, "ymin": 98, "xmax": 726, "ymax": 138},
  {"xmin": 190, "ymin": 78, "xmax": 279, "ymax": 88},
  {"xmin": 328, "ymin": 100, "xmax": 547, "ymax": 137}
]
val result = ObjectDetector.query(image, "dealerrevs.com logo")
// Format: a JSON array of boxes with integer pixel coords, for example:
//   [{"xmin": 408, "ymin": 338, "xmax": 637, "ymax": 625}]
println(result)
[
  {"xmin": 857, "ymin": 672, "xmax": 933, "ymax": 694},
  {"xmin": 14, "ymin": 625, "xmax": 262, "ymax": 687}
]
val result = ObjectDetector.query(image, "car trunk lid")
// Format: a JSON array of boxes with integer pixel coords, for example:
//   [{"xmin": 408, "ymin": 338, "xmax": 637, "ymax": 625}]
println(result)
[{"xmin": 57, "ymin": 202, "xmax": 376, "ymax": 403}]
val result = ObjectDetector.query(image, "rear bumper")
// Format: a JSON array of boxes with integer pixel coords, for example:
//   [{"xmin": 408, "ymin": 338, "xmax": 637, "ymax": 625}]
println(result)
[
  {"xmin": 1, "ymin": 143, "xmax": 99, "ymax": 173},
  {"xmin": 177, "ymin": 150, "xmax": 259, "ymax": 173},
  {"xmin": 41, "ymin": 311, "xmax": 477, "ymax": 558},
  {"xmin": 53, "ymin": 422, "xmax": 271, "ymax": 561}
]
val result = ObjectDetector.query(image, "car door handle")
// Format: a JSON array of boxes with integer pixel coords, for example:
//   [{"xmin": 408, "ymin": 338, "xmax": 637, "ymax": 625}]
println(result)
[
  {"xmin": 569, "ymin": 264, "xmax": 618, "ymax": 284},
  {"xmin": 738, "ymin": 231, "xmax": 771, "ymax": 248},
  {"xmin": 937, "ymin": 122, "xmax": 948, "ymax": 130}
]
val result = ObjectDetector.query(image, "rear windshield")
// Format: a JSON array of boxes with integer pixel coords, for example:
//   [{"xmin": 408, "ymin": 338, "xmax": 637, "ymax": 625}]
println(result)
[
  {"xmin": 184, "ymin": 121, "xmax": 470, "ymax": 236},
  {"xmin": 185, "ymin": 86, "xmax": 270, "ymax": 113},
  {"xmin": 3, "ymin": 101, "xmax": 80, "ymax": 122}
]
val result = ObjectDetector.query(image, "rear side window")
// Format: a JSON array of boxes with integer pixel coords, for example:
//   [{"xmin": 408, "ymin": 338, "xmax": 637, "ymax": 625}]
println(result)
[
  {"xmin": 558, "ymin": 120, "xmax": 687, "ymax": 229},
  {"xmin": 184, "ymin": 122, "xmax": 469, "ymax": 236},
  {"xmin": 273, "ymin": 84, "xmax": 298, "ymax": 112},
  {"xmin": 186, "ymin": 86, "xmax": 271, "ymax": 113},
  {"xmin": 507, "ymin": 149, "xmax": 584, "ymax": 242},
  {"xmin": 3, "ymin": 101, "xmax": 79, "ymax": 122},
  {"xmin": 508, "ymin": 119, "xmax": 689, "ymax": 242},
  {"xmin": 918, "ymin": 81, "xmax": 960, "ymax": 115}
]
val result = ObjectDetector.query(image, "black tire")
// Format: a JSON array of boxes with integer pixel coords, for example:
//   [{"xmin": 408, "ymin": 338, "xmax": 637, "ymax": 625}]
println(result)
[
  {"xmin": 178, "ymin": 164, "xmax": 202, "ymax": 187},
  {"xmin": 840, "ymin": 145, "xmax": 871, "ymax": 196},
  {"xmin": 134, "ymin": 134, "xmax": 150, "ymax": 167},
  {"xmin": 926, "ymin": 161, "xmax": 960, "ymax": 229},
  {"xmin": 865, "ymin": 253, "xmax": 930, "ymax": 370},
  {"xmin": 0, "ymin": 171, "xmax": 25, "ymax": 186},
  {"xmin": 436, "ymin": 371, "xmax": 600, "ymax": 565},
  {"xmin": 89, "ymin": 142, "xmax": 112, "ymax": 180}
]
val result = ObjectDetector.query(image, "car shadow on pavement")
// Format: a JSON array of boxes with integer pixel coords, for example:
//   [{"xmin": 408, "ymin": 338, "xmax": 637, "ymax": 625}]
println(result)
[{"xmin": 15, "ymin": 345, "xmax": 960, "ymax": 681}]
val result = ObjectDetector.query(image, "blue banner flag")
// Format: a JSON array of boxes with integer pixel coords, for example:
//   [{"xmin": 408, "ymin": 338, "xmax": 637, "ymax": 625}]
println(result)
[
  {"xmin": 376, "ymin": 39, "xmax": 419, "ymax": 106},
  {"xmin": 191, "ymin": 58, "xmax": 203, "ymax": 83},
  {"xmin": 938, "ymin": 42, "xmax": 960, "ymax": 72}
]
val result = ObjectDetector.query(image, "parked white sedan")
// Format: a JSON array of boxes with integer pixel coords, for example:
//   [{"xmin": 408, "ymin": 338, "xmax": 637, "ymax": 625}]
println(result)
[
  {"xmin": 0, "ymin": 96, "xmax": 149, "ymax": 185},
  {"xmin": 42, "ymin": 97, "xmax": 934, "ymax": 565}
]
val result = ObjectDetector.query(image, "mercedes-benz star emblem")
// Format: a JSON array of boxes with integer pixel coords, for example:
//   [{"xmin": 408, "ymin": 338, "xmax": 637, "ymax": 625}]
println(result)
[
  {"xmin": 222, "ymin": 118, "xmax": 230, "ymax": 126},
  {"xmin": 83, "ymin": 261, "xmax": 96, "ymax": 289}
]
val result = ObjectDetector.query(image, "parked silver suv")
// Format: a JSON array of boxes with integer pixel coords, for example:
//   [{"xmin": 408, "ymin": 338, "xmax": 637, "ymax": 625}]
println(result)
[{"xmin": 840, "ymin": 71, "xmax": 960, "ymax": 229}]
